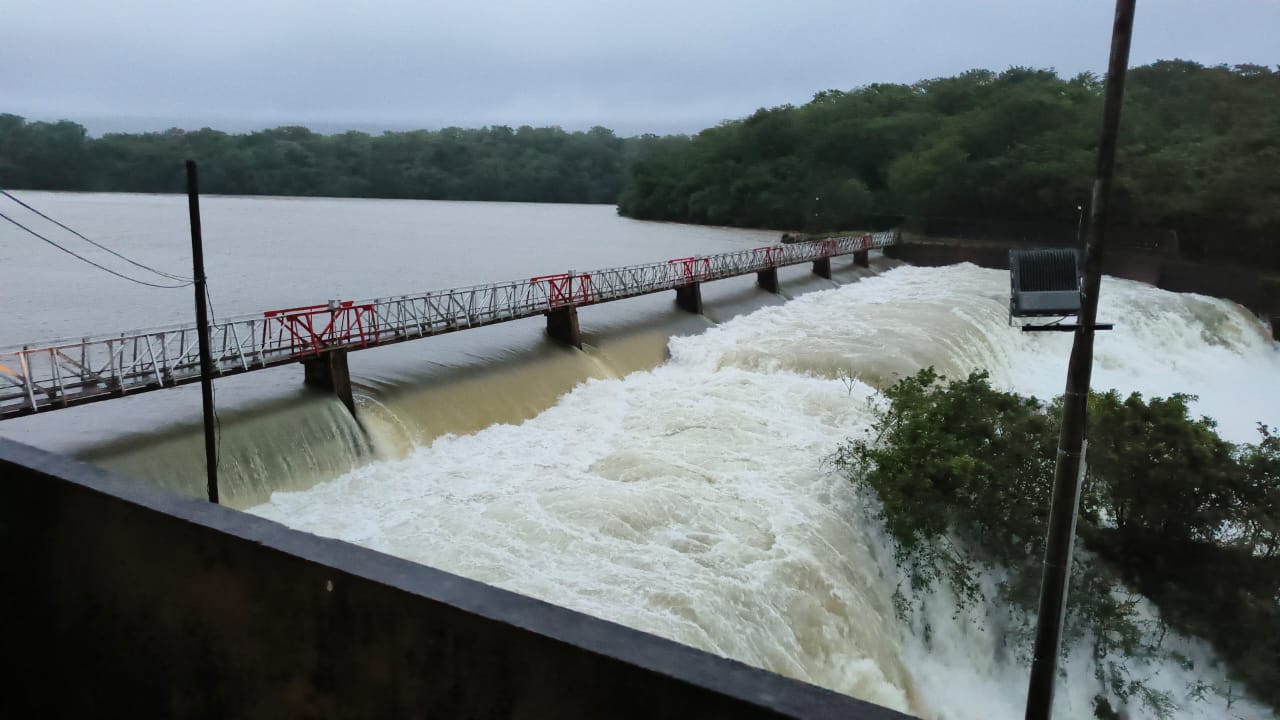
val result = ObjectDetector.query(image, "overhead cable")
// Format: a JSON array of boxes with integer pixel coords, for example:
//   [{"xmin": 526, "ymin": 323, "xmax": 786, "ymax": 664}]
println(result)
[
  {"xmin": 0, "ymin": 209, "xmax": 193, "ymax": 289},
  {"xmin": 0, "ymin": 188, "xmax": 192, "ymax": 282}
]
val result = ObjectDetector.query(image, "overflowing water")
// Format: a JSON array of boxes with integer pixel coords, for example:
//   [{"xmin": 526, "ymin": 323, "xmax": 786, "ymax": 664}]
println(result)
[
  {"xmin": 247, "ymin": 263, "xmax": 1279, "ymax": 719},
  {"xmin": 4, "ymin": 193, "xmax": 1275, "ymax": 718}
]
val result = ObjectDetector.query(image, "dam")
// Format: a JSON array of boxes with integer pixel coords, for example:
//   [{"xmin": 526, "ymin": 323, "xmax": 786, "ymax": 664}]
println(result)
[{"xmin": 3, "ymin": 193, "xmax": 1278, "ymax": 719}]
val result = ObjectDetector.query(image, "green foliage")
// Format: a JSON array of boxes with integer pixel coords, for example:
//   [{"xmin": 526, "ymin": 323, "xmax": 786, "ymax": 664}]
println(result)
[
  {"xmin": 0, "ymin": 117, "xmax": 628, "ymax": 203},
  {"xmin": 618, "ymin": 62, "xmax": 1280, "ymax": 263},
  {"xmin": 833, "ymin": 369, "xmax": 1280, "ymax": 714},
  {"xmin": 833, "ymin": 368, "xmax": 1056, "ymax": 605},
  {"xmin": 1236, "ymin": 425, "xmax": 1280, "ymax": 558},
  {"xmin": 1086, "ymin": 391, "xmax": 1240, "ymax": 542}
]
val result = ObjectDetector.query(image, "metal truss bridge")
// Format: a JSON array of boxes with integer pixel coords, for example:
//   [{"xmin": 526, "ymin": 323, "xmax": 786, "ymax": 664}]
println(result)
[{"xmin": 0, "ymin": 231, "xmax": 898, "ymax": 419}]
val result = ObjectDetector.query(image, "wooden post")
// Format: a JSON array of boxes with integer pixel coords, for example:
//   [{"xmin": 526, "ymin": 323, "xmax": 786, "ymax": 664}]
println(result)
[
  {"xmin": 186, "ymin": 160, "xmax": 218, "ymax": 505},
  {"xmin": 1025, "ymin": 2, "xmax": 1135, "ymax": 718}
]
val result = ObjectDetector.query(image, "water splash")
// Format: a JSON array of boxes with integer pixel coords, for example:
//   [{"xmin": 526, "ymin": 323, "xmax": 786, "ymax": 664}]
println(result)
[{"xmin": 248, "ymin": 264, "xmax": 1277, "ymax": 717}]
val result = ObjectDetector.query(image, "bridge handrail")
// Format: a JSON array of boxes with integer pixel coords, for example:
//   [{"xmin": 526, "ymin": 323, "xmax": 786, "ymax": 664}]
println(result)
[
  {"xmin": 0, "ymin": 231, "xmax": 896, "ymax": 353},
  {"xmin": 0, "ymin": 230, "xmax": 898, "ymax": 416}
]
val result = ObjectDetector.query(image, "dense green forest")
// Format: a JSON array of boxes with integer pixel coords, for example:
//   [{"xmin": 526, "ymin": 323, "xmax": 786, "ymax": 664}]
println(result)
[
  {"xmin": 0, "ymin": 118, "xmax": 629, "ymax": 203},
  {"xmin": 2, "ymin": 60, "xmax": 1276, "ymax": 263},
  {"xmin": 619, "ymin": 60, "xmax": 1279, "ymax": 264}
]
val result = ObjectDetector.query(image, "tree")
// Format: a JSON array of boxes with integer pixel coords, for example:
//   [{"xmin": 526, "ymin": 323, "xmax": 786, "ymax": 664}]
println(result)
[
  {"xmin": 0, "ymin": 117, "xmax": 635, "ymax": 204},
  {"xmin": 615, "ymin": 61, "xmax": 1280, "ymax": 269},
  {"xmin": 1086, "ymin": 391, "xmax": 1240, "ymax": 542},
  {"xmin": 1236, "ymin": 425, "xmax": 1280, "ymax": 557},
  {"xmin": 832, "ymin": 369, "xmax": 1280, "ymax": 715}
]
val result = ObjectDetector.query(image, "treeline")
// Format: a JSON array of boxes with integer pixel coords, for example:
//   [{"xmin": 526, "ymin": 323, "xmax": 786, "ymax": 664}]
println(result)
[
  {"xmin": 0, "ymin": 117, "xmax": 629, "ymax": 203},
  {"xmin": 618, "ymin": 60, "xmax": 1280, "ymax": 261},
  {"xmin": 3, "ymin": 59, "xmax": 1278, "ymax": 253}
]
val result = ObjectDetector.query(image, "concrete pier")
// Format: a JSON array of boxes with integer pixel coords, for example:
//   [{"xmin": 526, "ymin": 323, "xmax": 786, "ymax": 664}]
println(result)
[
  {"xmin": 812, "ymin": 257, "xmax": 832, "ymax": 279},
  {"xmin": 756, "ymin": 267, "xmax": 780, "ymax": 293},
  {"xmin": 302, "ymin": 349, "xmax": 356, "ymax": 416},
  {"xmin": 546, "ymin": 306, "xmax": 582, "ymax": 348},
  {"xmin": 853, "ymin": 250, "xmax": 869, "ymax": 268},
  {"xmin": 675, "ymin": 283, "xmax": 703, "ymax": 314}
]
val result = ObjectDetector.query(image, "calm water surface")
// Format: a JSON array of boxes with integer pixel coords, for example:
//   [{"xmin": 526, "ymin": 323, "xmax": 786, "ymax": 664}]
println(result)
[{"xmin": 1, "ymin": 192, "xmax": 778, "ymax": 341}]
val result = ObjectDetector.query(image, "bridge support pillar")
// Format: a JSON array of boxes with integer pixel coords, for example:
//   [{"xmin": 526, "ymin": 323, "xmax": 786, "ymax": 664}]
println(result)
[
  {"xmin": 546, "ymin": 306, "xmax": 582, "ymax": 348},
  {"xmin": 302, "ymin": 349, "xmax": 356, "ymax": 417},
  {"xmin": 1271, "ymin": 316, "xmax": 1279, "ymax": 342},
  {"xmin": 812, "ymin": 257, "xmax": 832, "ymax": 279},
  {"xmin": 675, "ymin": 283, "xmax": 703, "ymax": 314},
  {"xmin": 853, "ymin": 250, "xmax": 869, "ymax": 268},
  {"xmin": 756, "ymin": 268, "xmax": 779, "ymax": 293}
]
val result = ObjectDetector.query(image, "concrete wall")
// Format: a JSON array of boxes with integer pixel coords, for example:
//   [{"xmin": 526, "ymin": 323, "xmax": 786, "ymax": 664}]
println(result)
[{"xmin": 0, "ymin": 438, "xmax": 910, "ymax": 720}]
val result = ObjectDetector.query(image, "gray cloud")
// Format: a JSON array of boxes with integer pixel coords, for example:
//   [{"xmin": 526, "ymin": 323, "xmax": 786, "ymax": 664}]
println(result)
[{"xmin": 3, "ymin": 0, "xmax": 1276, "ymax": 135}]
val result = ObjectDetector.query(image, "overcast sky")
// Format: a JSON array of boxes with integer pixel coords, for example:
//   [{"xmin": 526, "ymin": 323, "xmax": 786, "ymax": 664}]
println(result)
[{"xmin": 3, "ymin": 0, "xmax": 1277, "ymax": 136}]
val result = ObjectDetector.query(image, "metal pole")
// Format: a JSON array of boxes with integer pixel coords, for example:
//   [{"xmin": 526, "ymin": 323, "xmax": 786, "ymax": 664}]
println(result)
[
  {"xmin": 186, "ymin": 160, "xmax": 219, "ymax": 504},
  {"xmin": 1024, "ymin": 2, "xmax": 1135, "ymax": 718}
]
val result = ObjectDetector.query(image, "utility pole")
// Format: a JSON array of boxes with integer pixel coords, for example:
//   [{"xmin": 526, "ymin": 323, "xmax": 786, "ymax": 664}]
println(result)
[
  {"xmin": 1024, "ymin": 2, "xmax": 1136, "ymax": 719},
  {"xmin": 186, "ymin": 160, "xmax": 219, "ymax": 504}
]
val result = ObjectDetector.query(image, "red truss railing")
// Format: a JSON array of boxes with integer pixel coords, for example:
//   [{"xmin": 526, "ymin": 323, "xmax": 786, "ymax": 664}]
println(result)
[
  {"xmin": 668, "ymin": 257, "xmax": 711, "ymax": 284},
  {"xmin": 754, "ymin": 246, "xmax": 783, "ymax": 265},
  {"xmin": 531, "ymin": 273, "xmax": 595, "ymax": 307},
  {"xmin": 262, "ymin": 301, "xmax": 378, "ymax": 356}
]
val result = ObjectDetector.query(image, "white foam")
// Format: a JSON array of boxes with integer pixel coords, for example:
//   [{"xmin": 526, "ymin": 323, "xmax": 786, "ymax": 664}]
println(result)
[{"xmin": 251, "ymin": 264, "xmax": 1279, "ymax": 719}]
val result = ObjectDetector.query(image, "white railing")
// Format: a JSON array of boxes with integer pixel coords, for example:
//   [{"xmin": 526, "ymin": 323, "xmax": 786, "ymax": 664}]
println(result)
[{"xmin": 0, "ymin": 231, "xmax": 898, "ymax": 417}]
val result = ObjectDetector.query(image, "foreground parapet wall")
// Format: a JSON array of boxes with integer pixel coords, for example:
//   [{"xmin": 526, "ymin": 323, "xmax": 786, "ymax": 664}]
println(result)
[{"xmin": 0, "ymin": 438, "xmax": 911, "ymax": 720}]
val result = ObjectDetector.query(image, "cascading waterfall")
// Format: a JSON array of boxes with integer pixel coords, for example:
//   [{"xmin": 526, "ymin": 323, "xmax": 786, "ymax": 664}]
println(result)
[
  {"xmin": 73, "ymin": 259, "xmax": 1274, "ymax": 717},
  {"xmin": 72, "ymin": 326, "xmax": 689, "ymax": 508},
  {"xmin": 82, "ymin": 393, "xmax": 372, "ymax": 509},
  {"xmin": 246, "ymin": 263, "xmax": 1278, "ymax": 719}
]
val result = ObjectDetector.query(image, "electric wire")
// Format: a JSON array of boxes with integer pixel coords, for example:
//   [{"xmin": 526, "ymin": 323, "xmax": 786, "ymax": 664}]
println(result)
[
  {"xmin": 0, "ymin": 209, "xmax": 193, "ymax": 289},
  {"xmin": 1, "ymin": 188, "xmax": 192, "ymax": 282}
]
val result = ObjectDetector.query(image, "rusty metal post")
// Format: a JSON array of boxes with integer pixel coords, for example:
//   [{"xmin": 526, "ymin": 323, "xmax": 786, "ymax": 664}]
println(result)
[
  {"xmin": 186, "ymin": 160, "xmax": 218, "ymax": 505},
  {"xmin": 1024, "ymin": 2, "xmax": 1136, "ymax": 718}
]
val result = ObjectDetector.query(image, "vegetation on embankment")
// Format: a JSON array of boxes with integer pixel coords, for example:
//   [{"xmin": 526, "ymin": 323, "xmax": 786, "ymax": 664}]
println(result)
[
  {"xmin": 833, "ymin": 369, "xmax": 1279, "ymax": 717},
  {"xmin": 4, "ymin": 61, "xmax": 1276, "ymax": 268},
  {"xmin": 0, "ymin": 118, "xmax": 631, "ymax": 203},
  {"xmin": 617, "ymin": 61, "xmax": 1280, "ymax": 270}
]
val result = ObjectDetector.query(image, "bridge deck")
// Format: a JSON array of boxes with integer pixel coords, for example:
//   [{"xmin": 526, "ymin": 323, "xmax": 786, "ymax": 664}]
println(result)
[{"xmin": 0, "ymin": 232, "xmax": 897, "ymax": 418}]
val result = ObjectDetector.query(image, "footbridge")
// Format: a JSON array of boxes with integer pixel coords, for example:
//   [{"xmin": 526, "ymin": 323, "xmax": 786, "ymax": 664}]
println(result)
[{"xmin": 0, "ymin": 231, "xmax": 898, "ymax": 419}]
